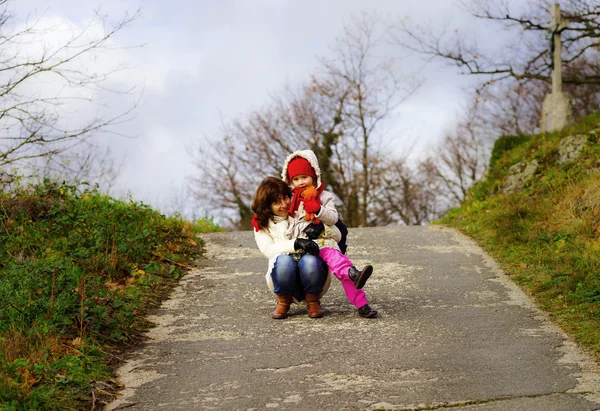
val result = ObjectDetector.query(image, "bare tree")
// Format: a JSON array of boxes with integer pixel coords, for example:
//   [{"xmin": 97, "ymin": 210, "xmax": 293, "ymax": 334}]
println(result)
[
  {"xmin": 0, "ymin": 1, "xmax": 139, "ymax": 186},
  {"xmin": 317, "ymin": 13, "xmax": 420, "ymax": 226},
  {"xmin": 190, "ymin": 131, "xmax": 260, "ymax": 230},
  {"xmin": 190, "ymin": 13, "xmax": 421, "ymax": 229},
  {"xmin": 35, "ymin": 144, "xmax": 123, "ymax": 193},
  {"xmin": 419, "ymin": 97, "xmax": 490, "ymax": 207},
  {"xmin": 394, "ymin": 0, "xmax": 600, "ymax": 87},
  {"xmin": 389, "ymin": 0, "xmax": 599, "ymax": 212},
  {"xmin": 371, "ymin": 156, "xmax": 445, "ymax": 225},
  {"xmin": 466, "ymin": 51, "xmax": 600, "ymax": 137},
  {"xmin": 473, "ymin": 80, "xmax": 545, "ymax": 136}
]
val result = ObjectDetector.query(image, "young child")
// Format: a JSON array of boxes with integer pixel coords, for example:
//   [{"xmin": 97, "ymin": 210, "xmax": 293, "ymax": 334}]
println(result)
[{"xmin": 281, "ymin": 149, "xmax": 377, "ymax": 318}]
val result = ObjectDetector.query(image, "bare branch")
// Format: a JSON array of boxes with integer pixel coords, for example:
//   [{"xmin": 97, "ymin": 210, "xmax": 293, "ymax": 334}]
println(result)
[
  {"xmin": 393, "ymin": 0, "xmax": 600, "ymax": 86},
  {"xmin": 0, "ymin": 5, "xmax": 140, "ymax": 187}
]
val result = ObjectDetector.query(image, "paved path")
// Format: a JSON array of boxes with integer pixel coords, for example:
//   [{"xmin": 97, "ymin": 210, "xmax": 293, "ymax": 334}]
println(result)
[{"xmin": 106, "ymin": 226, "xmax": 600, "ymax": 410}]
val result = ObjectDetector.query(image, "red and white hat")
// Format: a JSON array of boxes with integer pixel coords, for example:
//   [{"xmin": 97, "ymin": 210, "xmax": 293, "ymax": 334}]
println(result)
[
  {"xmin": 281, "ymin": 150, "xmax": 322, "ymax": 187},
  {"xmin": 286, "ymin": 157, "xmax": 316, "ymax": 181}
]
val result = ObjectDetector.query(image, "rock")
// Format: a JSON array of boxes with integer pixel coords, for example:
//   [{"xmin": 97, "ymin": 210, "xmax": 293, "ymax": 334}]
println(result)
[
  {"xmin": 503, "ymin": 160, "xmax": 539, "ymax": 194},
  {"xmin": 587, "ymin": 128, "xmax": 600, "ymax": 139},
  {"xmin": 558, "ymin": 134, "xmax": 588, "ymax": 164}
]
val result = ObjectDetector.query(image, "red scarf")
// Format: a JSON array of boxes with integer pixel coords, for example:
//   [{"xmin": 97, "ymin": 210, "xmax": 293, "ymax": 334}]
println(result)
[
  {"xmin": 289, "ymin": 185, "xmax": 323, "ymax": 220},
  {"xmin": 251, "ymin": 214, "xmax": 260, "ymax": 232}
]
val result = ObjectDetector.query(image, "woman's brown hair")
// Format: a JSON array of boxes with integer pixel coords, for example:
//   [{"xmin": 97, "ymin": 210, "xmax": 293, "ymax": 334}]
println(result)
[{"xmin": 251, "ymin": 177, "xmax": 291, "ymax": 231}]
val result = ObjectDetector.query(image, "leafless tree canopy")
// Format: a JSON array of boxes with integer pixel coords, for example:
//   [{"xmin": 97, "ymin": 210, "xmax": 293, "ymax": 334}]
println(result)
[
  {"xmin": 395, "ymin": 0, "xmax": 600, "ymax": 86},
  {"xmin": 37, "ymin": 145, "xmax": 123, "ymax": 193},
  {"xmin": 464, "ymin": 53, "xmax": 600, "ymax": 137},
  {"xmin": 191, "ymin": 14, "xmax": 429, "ymax": 229},
  {"xmin": 195, "ymin": 3, "xmax": 600, "ymax": 229},
  {"xmin": 0, "ymin": 1, "xmax": 139, "ymax": 188},
  {"xmin": 394, "ymin": 0, "xmax": 600, "ymax": 140},
  {"xmin": 370, "ymin": 156, "xmax": 447, "ymax": 226}
]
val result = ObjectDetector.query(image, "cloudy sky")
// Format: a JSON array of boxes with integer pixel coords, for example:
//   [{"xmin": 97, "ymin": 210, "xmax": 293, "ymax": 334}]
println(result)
[{"xmin": 11, "ymin": 0, "xmax": 508, "ymax": 216}]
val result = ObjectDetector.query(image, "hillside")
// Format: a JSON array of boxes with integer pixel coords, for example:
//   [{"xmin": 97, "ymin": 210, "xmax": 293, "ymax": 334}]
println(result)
[
  {"xmin": 0, "ymin": 181, "xmax": 208, "ymax": 409},
  {"xmin": 441, "ymin": 113, "xmax": 600, "ymax": 359}
]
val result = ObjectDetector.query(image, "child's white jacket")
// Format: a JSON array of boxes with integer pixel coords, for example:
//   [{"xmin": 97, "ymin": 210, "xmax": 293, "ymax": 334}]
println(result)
[{"xmin": 282, "ymin": 149, "xmax": 342, "ymax": 251}]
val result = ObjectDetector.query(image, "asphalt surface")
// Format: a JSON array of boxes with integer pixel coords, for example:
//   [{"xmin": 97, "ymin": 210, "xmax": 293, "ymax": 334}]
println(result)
[{"xmin": 105, "ymin": 226, "xmax": 600, "ymax": 410}]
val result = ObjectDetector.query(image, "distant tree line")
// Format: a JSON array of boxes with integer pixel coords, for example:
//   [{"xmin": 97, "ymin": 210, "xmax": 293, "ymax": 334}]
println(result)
[{"xmin": 4, "ymin": 1, "xmax": 597, "ymax": 223}]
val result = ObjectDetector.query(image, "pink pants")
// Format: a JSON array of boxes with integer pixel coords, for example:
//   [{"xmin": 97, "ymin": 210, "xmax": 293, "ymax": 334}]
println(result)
[{"xmin": 319, "ymin": 247, "xmax": 368, "ymax": 309}]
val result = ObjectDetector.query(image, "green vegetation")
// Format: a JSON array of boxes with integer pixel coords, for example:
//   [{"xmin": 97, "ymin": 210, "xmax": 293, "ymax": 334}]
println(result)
[
  {"xmin": 195, "ymin": 217, "xmax": 224, "ymax": 233},
  {"xmin": 0, "ymin": 180, "xmax": 209, "ymax": 409},
  {"xmin": 441, "ymin": 112, "xmax": 600, "ymax": 359}
]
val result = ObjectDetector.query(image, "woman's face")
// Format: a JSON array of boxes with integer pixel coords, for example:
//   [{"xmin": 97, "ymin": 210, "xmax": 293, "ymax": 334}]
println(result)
[{"xmin": 270, "ymin": 195, "xmax": 291, "ymax": 217}]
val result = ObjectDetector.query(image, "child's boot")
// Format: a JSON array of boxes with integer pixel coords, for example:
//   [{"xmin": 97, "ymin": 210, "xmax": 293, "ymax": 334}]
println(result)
[
  {"xmin": 305, "ymin": 293, "xmax": 325, "ymax": 318},
  {"xmin": 272, "ymin": 294, "xmax": 293, "ymax": 319},
  {"xmin": 358, "ymin": 304, "xmax": 378, "ymax": 318},
  {"xmin": 348, "ymin": 265, "xmax": 373, "ymax": 289}
]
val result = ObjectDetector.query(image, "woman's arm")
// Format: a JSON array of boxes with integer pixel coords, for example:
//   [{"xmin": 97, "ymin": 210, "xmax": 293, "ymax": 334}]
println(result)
[{"xmin": 254, "ymin": 229, "xmax": 296, "ymax": 259}]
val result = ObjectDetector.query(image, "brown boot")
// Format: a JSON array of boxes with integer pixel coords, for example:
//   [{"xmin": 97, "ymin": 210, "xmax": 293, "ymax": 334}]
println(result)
[
  {"xmin": 272, "ymin": 294, "xmax": 293, "ymax": 319},
  {"xmin": 305, "ymin": 293, "xmax": 325, "ymax": 318}
]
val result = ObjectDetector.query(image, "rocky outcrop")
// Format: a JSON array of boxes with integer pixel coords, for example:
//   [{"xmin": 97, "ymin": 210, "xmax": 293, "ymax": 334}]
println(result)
[
  {"xmin": 503, "ymin": 130, "xmax": 595, "ymax": 194},
  {"xmin": 558, "ymin": 134, "xmax": 588, "ymax": 164},
  {"xmin": 503, "ymin": 160, "xmax": 539, "ymax": 194}
]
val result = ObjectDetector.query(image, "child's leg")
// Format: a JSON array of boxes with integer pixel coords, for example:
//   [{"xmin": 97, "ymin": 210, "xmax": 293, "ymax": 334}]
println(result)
[
  {"xmin": 320, "ymin": 247, "xmax": 373, "ymax": 290},
  {"xmin": 319, "ymin": 247, "xmax": 352, "ymax": 281},
  {"xmin": 319, "ymin": 248, "xmax": 368, "ymax": 308},
  {"xmin": 339, "ymin": 275, "xmax": 369, "ymax": 308}
]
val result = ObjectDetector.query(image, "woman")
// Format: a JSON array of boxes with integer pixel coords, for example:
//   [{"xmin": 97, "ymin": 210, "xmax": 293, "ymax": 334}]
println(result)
[{"xmin": 251, "ymin": 176, "xmax": 333, "ymax": 319}]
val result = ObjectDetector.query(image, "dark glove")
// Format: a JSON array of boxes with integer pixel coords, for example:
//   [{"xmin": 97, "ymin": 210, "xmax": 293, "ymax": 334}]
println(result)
[
  {"xmin": 303, "ymin": 198, "xmax": 321, "ymax": 214},
  {"xmin": 303, "ymin": 222, "xmax": 325, "ymax": 240},
  {"xmin": 294, "ymin": 238, "xmax": 320, "ymax": 256}
]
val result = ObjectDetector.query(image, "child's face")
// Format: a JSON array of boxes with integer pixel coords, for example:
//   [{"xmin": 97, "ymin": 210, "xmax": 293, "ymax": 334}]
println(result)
[
  {"xmin": 291, "ymin": 174, "xmax": 315, "ymax": 189},
  {"xmin": 270, "ymin": 195, "xmax": 291, "ymax": 217}
]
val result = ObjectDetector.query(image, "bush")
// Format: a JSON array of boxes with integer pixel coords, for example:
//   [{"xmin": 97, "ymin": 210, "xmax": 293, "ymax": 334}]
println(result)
[
  {"xmin": 196, "ymin": 217, "xmax": 224, "ymax": 233},
  {"xmin": 489, "ymin": 134, "xmax": 531, "ymax": 170}
]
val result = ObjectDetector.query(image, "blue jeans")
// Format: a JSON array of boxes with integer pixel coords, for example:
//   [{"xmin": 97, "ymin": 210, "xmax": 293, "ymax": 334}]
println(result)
[{"xmin": 271, "ymin": 254, "xmax": 327, "ymax": 301}]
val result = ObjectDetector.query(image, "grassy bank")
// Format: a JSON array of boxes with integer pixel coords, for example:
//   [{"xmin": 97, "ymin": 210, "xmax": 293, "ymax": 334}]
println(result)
[
  {"xmin": 0, "ymin": 181, "xmax": 214, "ymax": 410},
  {"xmin": 440, "ymin": 113, "xmax": 600, "ymax": 359}
]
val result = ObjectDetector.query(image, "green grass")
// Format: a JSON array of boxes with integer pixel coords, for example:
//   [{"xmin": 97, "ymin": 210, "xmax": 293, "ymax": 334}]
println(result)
[
  {"xmin": 0, "ymin": 180, "xmax": 211, "ymax": 409},
  {"xmin": 440, "ymin": 112, "xmax": 600, "ymax": 359},
  {"xmin": 195, "ymin": 217, "xmax": 225, "ymax": 233}
]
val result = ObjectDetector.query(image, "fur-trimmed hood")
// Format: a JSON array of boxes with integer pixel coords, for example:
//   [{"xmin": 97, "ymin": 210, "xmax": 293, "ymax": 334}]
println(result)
[{"xmin": 281, "ymin": 149, "xmax": 322, "ymax": 188}]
